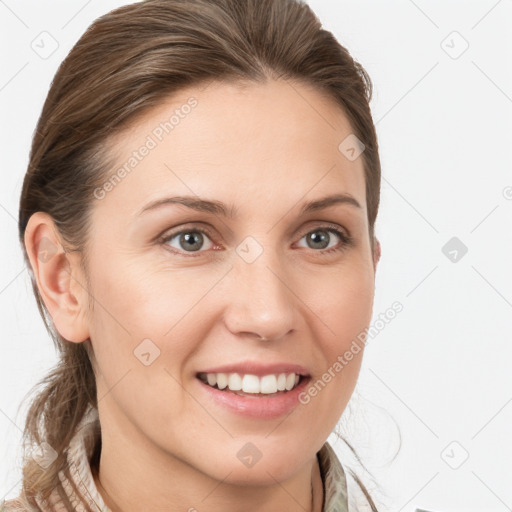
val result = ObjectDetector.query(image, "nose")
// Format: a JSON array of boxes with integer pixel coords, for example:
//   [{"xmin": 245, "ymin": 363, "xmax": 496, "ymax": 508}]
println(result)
[{"xmin": 221, "ymin": 249, "xmax": 296, "ymax": 342}]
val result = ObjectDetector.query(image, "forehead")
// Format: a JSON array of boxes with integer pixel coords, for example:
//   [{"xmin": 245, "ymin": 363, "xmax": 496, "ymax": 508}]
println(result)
[{"xmin": 97, "ymin": 78, "xmax": 367, "ymax": 220}]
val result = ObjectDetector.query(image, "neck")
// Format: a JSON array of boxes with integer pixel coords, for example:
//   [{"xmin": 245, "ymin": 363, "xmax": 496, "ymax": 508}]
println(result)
[{"xmin": 91, "ymin": 412, "xmax": 325, "ymax": 512}]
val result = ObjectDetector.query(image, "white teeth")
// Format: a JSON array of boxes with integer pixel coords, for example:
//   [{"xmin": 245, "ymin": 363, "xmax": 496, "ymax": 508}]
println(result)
[
  {"xmin": 285, "ymin": 373, "xmax": 295, "ymax": 391},
  {"xmin": 228, "ymin": 373, "xmax": 242, "ymax": 391},
  {"xmin": 260, "ymin": 375, "xmax": 277, "ymax": 394},
  {"xmin": 216, "ymin": 373, "xmax": 228, "ymax": 390},
  {"xmin": 242, "ymin": 374, "xmax": 260, "ymax": 393},
  {"xmin": 200, "ymin": 372, "xmax": 302, "ymax": 394}
]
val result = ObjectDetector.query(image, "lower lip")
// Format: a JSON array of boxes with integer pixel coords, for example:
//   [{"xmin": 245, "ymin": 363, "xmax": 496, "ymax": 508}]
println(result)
[{"xmin": 196, "ymin": 376, "xmax": 311, "ymax": 419}]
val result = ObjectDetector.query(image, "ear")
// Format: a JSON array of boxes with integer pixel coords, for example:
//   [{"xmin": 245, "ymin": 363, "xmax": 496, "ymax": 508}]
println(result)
[
  {"xmin": 373, "ymin": 237, "xmax": 381, "ymax": 271},
  {"xmin": 24, "ymin": 212, "xmax": 90, "ymax": 343}
]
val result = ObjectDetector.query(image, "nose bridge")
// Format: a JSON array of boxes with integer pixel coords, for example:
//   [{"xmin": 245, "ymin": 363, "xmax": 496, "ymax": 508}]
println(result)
[{"xmin": 223, "ymin": 238, "xmax": 296, "ymax": 340}]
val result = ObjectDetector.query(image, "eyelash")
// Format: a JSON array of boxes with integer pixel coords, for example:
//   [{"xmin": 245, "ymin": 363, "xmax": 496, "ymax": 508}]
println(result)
[{"xmin": 158, "ymin": 223, "xmax": 354, "ymax": 258}]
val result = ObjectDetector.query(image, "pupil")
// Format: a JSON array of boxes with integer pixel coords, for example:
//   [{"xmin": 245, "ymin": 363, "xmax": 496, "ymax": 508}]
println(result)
[
  {"xmin": 181, "ymin": 232, "xmax": 202, "ymax": 251},
  {"xmin": 309, "ymin": 230, "xmax": 329, "ymax": 249}
]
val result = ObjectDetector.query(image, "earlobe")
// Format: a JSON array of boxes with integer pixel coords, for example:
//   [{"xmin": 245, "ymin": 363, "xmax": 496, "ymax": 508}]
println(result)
[{"xmin": 24, "ymin": 212, "xmax": 90, "ymax": 343}]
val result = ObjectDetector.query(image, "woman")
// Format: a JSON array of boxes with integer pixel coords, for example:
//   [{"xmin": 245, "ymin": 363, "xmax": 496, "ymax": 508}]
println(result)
[{"xmin": 5, "ymin": 0, "xmax": 382, "ymax": 510}]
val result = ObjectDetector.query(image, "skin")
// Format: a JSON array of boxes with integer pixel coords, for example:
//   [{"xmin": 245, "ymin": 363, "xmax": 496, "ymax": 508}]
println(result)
[{"xmin": 25, "ymin": 78, "xmax": 381, "ymax": 512}]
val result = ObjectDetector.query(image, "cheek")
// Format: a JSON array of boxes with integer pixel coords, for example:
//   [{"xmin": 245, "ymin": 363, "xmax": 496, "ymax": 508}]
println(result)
[
  {"xmin": 306, "ymin": 257, "xmax": 374, "ymax": 395},
  {"xmin": 86, "ymin": 262, "xmax": 207, "ymax": 421},
  {"xmin": 321, "ymin": 287, "xmax": 371, "ymax": 384},
  {"xmin": 309, "ymin": 256, "xmax": 375, "ymax": 338},
  {"xmin": 328, "ymin": 280, "xmax": 374, "ymax": 339},
  {"xmin": 86, "ymin": 259, "xmax": 229, "ymax": 400},
  {"xmin": 89, "ymin": 258, "xmax": 219, "ymax": 338}
]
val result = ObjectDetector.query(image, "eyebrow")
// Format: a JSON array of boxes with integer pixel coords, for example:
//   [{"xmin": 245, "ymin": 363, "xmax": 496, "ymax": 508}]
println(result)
[{"xmin": 138, "ymin": 193, "xmax": 361, "ymax": 218}]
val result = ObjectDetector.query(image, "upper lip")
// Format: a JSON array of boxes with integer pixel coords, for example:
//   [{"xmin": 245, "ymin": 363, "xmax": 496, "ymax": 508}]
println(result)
[{"xmin": 197, "ymin": 361, "xmax": 310, "ymax": 377}]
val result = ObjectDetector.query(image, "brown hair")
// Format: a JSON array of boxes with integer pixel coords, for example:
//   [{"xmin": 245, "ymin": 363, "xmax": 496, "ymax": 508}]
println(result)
[{"xmin": 15, "ymin": 0, "xmax": 382, "ymax": 509}]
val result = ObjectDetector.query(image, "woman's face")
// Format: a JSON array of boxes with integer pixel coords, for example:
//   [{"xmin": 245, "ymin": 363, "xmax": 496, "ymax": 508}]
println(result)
[{"xmin": 79, "ymin": 79, "xmax": 379, "ymax": 486}]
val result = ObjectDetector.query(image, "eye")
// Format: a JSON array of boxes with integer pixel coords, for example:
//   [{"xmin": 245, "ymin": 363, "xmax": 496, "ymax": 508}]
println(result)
[
  {"xmin": 159, "ymin": 223, "xmax": 353, "ymax": 257},
  {"xmin": 160, "ymin": 228, "xmax": 215, "ymax": 255},
  {"xmin": 296, "ymin": 226, "xmax": 353, "ymax": 254}
]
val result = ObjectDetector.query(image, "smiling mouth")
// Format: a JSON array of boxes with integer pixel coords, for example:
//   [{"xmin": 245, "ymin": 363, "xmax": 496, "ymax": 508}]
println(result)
[{"xmin": 197, "ymin": 371, "xmax": 305, "ymax": 396}]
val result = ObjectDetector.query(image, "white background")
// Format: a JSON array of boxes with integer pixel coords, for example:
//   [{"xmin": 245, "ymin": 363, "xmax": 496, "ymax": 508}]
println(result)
[{"xmin": 1, "ymin": 1, "xmax": 511, "ymax": 511}]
